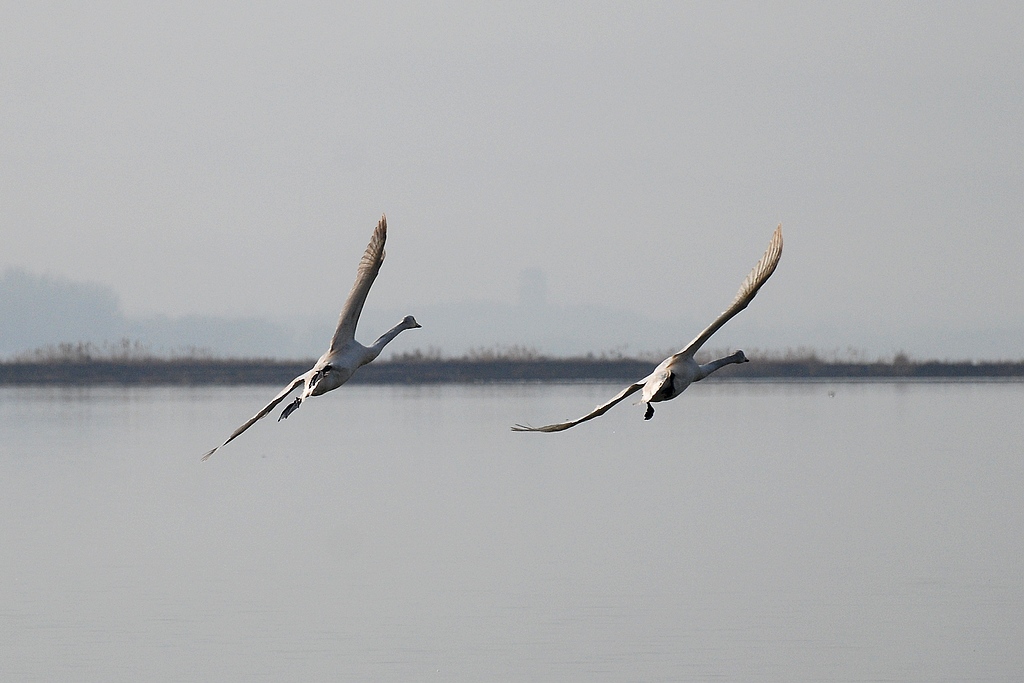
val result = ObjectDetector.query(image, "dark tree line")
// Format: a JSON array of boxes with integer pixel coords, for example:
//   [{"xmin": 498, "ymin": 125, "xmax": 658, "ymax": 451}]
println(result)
[{"xmin": 2, "ymin": 356, "xmax": 1023, "ymax": 385}]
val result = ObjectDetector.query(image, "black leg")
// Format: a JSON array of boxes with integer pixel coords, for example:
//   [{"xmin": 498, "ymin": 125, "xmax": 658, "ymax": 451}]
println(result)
[
  {"xmin": 280, "ymin": 397, "xmax": 301, "ymax": 421},
  {"xmin": 644, "ymin": 403, "xmax": 654, "ymax": 420},
  {"xmin": 310, "ymin": 364, "xmax": 333, "ymax": 391}
]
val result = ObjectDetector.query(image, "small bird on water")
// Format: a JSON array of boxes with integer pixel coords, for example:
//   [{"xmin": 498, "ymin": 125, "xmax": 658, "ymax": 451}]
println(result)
[
  {"xmin": 512, "ymin": 224, "xmax": 782, "ymax": 433},
  {"xmin": 201, "ymin": 215, "xmax": 420, "ymax": 460}
]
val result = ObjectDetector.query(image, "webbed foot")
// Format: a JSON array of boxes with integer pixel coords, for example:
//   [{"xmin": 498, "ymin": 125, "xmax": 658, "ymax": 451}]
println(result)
[
  {"xmin": 279, "ymin": 397, "xmax": 301, "ymax": 421},
  {"xmin": 643, "ymin": 403, "xmax": 654, "ymax": 420}
]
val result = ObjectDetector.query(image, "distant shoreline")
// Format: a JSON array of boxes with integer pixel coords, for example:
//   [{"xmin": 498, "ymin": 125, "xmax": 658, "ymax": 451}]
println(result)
[{"xmin": 2, "ymin": 357, "xmax": 1023, "ymax": 385}]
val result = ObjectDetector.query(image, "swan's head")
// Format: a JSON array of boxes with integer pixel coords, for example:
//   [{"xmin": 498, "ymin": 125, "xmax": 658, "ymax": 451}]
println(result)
[
  {"xmin": 403, "ymin": 315, "xmax": 422, "ymax": 329},
  {"xmin": 733, "ymin": 350, "xmax": 749, "ymax": 363}
]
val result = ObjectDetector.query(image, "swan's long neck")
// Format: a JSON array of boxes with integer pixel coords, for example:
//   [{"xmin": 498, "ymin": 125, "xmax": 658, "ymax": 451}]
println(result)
[
  {"xmin": 696, "ymin": 351, "xmax": 747, "ymax": 380},
  {"xmin": 365, "ymin": 320, "xmax": 416, "ymax": 362}
]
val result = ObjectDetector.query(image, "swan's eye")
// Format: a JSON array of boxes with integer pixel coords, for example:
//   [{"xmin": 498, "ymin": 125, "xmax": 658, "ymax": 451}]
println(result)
[{"xmin": 322, "ymin": 365, "xmax": 333, "ymax": 373}]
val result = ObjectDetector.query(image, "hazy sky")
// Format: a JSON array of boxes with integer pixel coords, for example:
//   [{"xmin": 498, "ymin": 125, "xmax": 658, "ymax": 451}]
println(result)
[{"xmin": 2, "ymin": 3, "xmax": 1022, "ymax": 357}]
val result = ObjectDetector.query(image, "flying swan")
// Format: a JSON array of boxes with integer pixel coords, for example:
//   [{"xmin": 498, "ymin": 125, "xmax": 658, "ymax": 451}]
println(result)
[
  {"xmin": 512, "ymin": 224, "xmax": 782, "ymax": 433},
  {"xmin": 202, "ymin": 215, "xmax": 420, "ymax": 460}
]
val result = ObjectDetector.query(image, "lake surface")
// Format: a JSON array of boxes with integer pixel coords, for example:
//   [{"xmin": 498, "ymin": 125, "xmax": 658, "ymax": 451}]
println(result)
[{"xmin": 1, "ymin": 382, "xmax": 1022, "ymax": 682}]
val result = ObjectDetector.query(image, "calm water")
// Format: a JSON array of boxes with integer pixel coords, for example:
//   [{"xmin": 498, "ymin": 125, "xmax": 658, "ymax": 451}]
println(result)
[{"xmin": 1, "ymin": 381, "xmax": 1022, "ymax": 682}]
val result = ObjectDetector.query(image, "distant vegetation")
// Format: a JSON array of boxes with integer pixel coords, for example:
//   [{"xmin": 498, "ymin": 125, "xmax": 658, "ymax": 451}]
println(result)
[
  {"xmin": 1, "ymin": 342, "xmax": 1022, "ymax": 385},
  {"xmin": 9, "ymin": 339, "xmax": 213, "ymax": 363}
]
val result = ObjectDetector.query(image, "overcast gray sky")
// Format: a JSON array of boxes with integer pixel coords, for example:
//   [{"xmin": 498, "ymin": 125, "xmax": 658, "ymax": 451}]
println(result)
[{"xmin": 2, "ymin": 2, "xmax": 1022, "ymax": 358}]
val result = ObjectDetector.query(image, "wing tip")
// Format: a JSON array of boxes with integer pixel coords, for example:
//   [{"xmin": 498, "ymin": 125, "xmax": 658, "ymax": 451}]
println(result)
[
  {"xmin": 372, "ymin": 215, "xmax": 387, "ymax": 256},
  {"xmin": 512, "ymin": 422, "xmax": 568, "ymax": 433}
]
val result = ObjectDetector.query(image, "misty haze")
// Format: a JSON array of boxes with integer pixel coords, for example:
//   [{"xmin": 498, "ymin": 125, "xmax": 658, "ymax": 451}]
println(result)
[
  {"xmin": 2, "ymin": 4, "xmax": 1022, "ymax": 363},
  {"xmin": 2, "ymin": 266, "xmax": 1021, "ymax": 361}
]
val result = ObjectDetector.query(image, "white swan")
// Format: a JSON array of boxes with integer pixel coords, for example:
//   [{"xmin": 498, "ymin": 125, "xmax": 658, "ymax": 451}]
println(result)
[
  {"xmin": 202, "ymin": 215, "xmax": 420, "ymax": 460},
  {"xmin": 512, "ymin": 224, "xmax": 782, "ymax": 433}
]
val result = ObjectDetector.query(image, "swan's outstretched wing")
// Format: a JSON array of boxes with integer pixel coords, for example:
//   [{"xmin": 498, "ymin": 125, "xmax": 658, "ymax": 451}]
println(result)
[
  {"xmin": 201, "ymin": 373, "xmax": 309, "ymax": 460},
  {"xmin": 329, "ymin": 215, "xmax": 387, "ymax": 353},
  {"xmin": 671, "ymin": 224, "xmax": 782, "ymax": 362},
  {"xmin": 512, "ymin": 381, "xmax": 645, "ymax": 433}
]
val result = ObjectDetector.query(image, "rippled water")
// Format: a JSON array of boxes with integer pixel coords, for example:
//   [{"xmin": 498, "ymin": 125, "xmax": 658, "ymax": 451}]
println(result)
[{"xmin": 1, "ymin": 382, "xmax": 1022, "ymax": 681}]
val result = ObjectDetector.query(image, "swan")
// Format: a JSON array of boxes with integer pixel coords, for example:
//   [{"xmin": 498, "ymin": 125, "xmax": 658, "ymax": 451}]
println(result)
[
  {"xmin": 202, "ymin": 215, "xmax": 421, "ymax": 460},
  {"xmin": 512, "ymin": 224, "xmax": 782, "ymax": 433}
]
